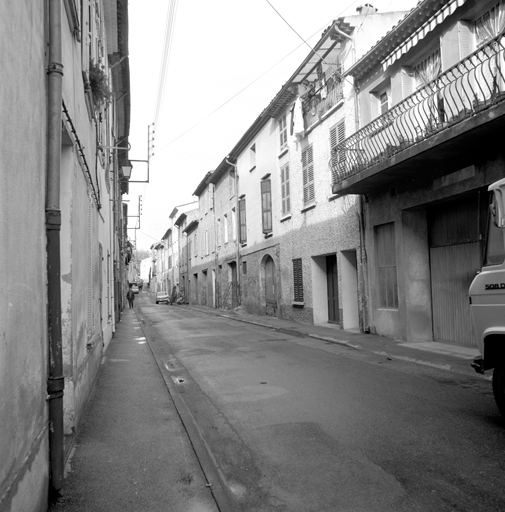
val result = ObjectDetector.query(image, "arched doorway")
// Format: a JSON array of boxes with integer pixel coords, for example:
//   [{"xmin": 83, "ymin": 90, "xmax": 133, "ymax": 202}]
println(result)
[{"xmin": 262, "ymin": 255, "xmax": 277, "ymax": 316}]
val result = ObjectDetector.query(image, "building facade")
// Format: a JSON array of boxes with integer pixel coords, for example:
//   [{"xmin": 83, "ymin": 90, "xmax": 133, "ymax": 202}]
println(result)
[
  {"xmin": 0, "ymin": 1, "xmax": 131, "ymax": 510},
  {"xmin": 332, "ymin": 0, "xmax": 505, "ymax": 345}
]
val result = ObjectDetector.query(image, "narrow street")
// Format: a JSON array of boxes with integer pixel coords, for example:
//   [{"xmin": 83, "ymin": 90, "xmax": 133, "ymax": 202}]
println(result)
[{"xmin": 137, "ymin": 293, "xmax": 505, "ymax": 512}]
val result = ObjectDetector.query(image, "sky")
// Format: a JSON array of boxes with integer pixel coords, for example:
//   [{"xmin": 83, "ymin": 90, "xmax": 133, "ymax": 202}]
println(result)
[{"xmin": 126, "ymin": 0, "xmax": 419, "ymax": 251}]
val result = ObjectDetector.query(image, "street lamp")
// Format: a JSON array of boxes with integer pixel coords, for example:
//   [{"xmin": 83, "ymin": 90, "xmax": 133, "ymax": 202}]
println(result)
[{"xmin": 121, "ymin": 164, "xmax": 132, "ymax": 179}]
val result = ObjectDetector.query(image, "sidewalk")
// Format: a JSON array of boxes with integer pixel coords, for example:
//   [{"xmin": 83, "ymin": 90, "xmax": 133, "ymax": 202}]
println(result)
[
  {"xmin": 179, "ymin": 303, "xmax": 487, "ymax": 381},
  {"xmin": 50, "ymin": 307, "xmax": 220, "ymax": 512}
]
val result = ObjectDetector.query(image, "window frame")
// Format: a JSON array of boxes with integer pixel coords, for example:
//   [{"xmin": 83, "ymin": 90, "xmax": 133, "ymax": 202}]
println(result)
[
  {"xmin": 279, "ymin": 113, "xmax": 288, "ymax": 151},
  {"xmin": 223, "ymin": 214, "xmax": 229, "ymax": 244}
]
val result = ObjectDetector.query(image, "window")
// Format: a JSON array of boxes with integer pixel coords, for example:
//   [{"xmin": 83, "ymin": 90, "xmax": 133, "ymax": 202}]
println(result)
[
  {"xmin": 475, "ymin": 2, "xmax": 505, "ymax": 46},
  {"xmin": 238, "ymin": 198, "xmax": 247, "ymax": 243},
  {"xmin": 205, "ymin": 230, "xmax": 209, "ymax": 255},
  {"xmin": 292, "ymin": 258, "xmax": 304, "ymax": 302},
  {"xmin": 414, "ymin": 48, "xmax": 441, "ymax": 89},
  {"xmin": 168, "ymin": 254, "xmax": 172, "ymax": 269},
  {"xmin": 232, "ymin": 209, "xmax": 237, "ymax": 241},
  {"xmin": 279, "ymin": 113, "xmax": 288, "ymax": 151},
  {"xmin": 280, "ymin": 164, "xmax": 290, "ymax": 215},
  {"xmin": 250, "ymin": 144, "xmax": 256, "ymax": 170},
  {"xmin": 261, "ymin": 179, "xmax": 272, "ymax": 233},
  {"xmin": 379, "ymin": 91, "xmax": 389, "ymax": 114},
  {"xmin": 375, "ymin": 222, "xmax": 398, "ymax": 309},
  {"xmin": 243, "ymin": 261, "xmax": 247, "ymax": 274},
  {"xmin": 217, "ymin": 218, "xmax": 221, "ymax": 247},
  {"xmin": 224, "ymin": 214, "xmax": 229, "ymax": 243},
  {"xmin": 302, "ymin": 145, "xmax": 315, "ymax": 205}
]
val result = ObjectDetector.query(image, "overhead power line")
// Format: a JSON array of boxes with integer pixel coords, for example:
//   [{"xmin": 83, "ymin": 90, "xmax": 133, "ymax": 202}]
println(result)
[
  {"xmin": 155, "ymin": 0, "xmax": 361, "ymax": 152},
  {"xmin": 153, "ymin": 0, "xmax": 179, "ymax": 130}
]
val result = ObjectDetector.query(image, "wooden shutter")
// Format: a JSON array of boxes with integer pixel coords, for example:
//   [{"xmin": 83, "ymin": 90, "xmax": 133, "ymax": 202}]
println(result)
[
  {"xmin": 442, "ymin": 23, "xmax": 461, "ymax": 70},
  {"xmin": 402, "ymin": 68, "xmax": 414, "ymax": 98},
  {"xmin": 281, "ymin": 164, "xmax": 290, "ymax": 215},
  {"xmin": 293, "ymin": 258, "xmax": 304, "ymax": 302},
  {"xmin": 302, "ymin": 145, "xmax": 314, "ymax": 204},
  {"xmin": 458, "ymin": 21, "xmax": 473, "ymax": 58},
  {"xmin": 330, "ymin": 125, "xmax": 337, "ymax": 150},
  {"xmin": 261, "ymin": 179, "xmax": 272, "ymax": 233},
  {"xmin": 239, "ymin": 198, "xmax": 247, "ymax": 243}
]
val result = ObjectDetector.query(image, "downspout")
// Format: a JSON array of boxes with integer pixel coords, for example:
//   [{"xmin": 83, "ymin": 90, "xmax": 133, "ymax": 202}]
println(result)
[
  {"xmin": 46, "ymin": 0, "xmax": 65, "ymax": 493},
  {"xmin": 226, "ymin": 156, "xmax": 240, "ymax": 305}
]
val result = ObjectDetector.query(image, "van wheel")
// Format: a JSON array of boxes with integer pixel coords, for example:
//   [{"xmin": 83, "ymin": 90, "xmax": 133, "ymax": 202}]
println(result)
[{"xmin": 492, "ymin": 365, "xmax": 505, "ymax": 417}]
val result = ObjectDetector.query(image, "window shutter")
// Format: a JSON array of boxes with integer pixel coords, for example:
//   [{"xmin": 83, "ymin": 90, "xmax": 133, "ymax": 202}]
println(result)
[
  {"xmin": 302, "ymin": 145, "xmax": 314, "ymax": 204},
  {"xmin": 293, "ymin": 258, "xmax": 304, "ymax": 302},
  {"xmin": 281, "ymin": 164, "xmax": 290, "ymax": 215},
  {"xmin": 402, "ymin": 68, "xmax": 414, "ymax": 98},
  {"xmin": 458, "ymin": 21, "xmax": 473, "ymax": 58},
  {"xmin": 285, "ymin": 165, "xmax": 290, "ymax": 213},
  {"xmin": 330, "ymin": 125, "xmax": 337, "ymax": 150},
  {"xmin": 281, "ymin": 166, "xmax": 286, "ymax": 214},
  {"xmin": 239, "ymin": 198, "xmax": 247, "ymax": 243},
  {"xmin": 337, "ymin": 121, "xmax": 345, "ymax": 144},
  {"xmin": 261, "ymin": 179, "xmax": 272, "ymax": 233}
]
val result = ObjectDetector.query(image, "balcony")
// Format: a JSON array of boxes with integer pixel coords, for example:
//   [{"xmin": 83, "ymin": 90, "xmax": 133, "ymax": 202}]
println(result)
[
  {"xmin": 331, "ymin": 32, "xmax": 505, "ymax": 195},
  {"xmin": 303, "ymin": 75, "xmax": 344, "ymax": 130}
]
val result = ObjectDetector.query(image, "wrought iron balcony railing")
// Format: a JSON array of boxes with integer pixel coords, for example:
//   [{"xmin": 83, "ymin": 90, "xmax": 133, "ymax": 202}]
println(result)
[
  {"xmin": 303, "ymin": 76, "xmax": 344, "ymax": 129},
  {"xmin": 330, "ymin": 31, "xmax": 505, "ymax": 185}
]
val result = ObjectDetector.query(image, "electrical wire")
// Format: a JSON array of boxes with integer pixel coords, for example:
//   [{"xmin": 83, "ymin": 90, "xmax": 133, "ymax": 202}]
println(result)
[
  {"xmin": 155, "ymin": 0, "xmax": 362, "ymax": 153},
  {"xmin": 153, "ymin": 0, "xmax": 179, "ymax": 130},
  {"xmin": 265, "ymin": 0, "xmax": 359, "ymax": 86}
]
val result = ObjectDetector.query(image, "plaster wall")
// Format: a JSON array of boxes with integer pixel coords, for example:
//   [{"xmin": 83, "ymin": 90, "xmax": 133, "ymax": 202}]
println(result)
[
  {"xmin": 278, "ymin": 91, "xmax": 362, "ymax": 327},
  {"xmin": 236, "ymin": 118, "xmax": 280, "ymax": 247},
  {"xmin": 351, "ymin": 11, "xmax": 410, "ymax": 62},
  {"xmin": 234, "ymin": 119, "xmax": 283, "ymax": 314},
  {"xmin": 0, "ymin": 1, "xmax": 49, "ymax": 510}
]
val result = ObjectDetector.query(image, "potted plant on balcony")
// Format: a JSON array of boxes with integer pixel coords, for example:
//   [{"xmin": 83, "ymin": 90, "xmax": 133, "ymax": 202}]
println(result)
[{"xmin": 89, "ymin": 60, "xmax": 112, "ymax": 110}]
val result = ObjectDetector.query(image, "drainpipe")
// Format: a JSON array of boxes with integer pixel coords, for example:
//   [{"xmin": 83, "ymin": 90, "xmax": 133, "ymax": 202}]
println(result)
[
  {"xmin": 46, "ymin": 0, "xmax": 65, "ymax": 493},
  {"xmin": 226, "ymin": 156, "xmax": 240, "ymax": 305}
]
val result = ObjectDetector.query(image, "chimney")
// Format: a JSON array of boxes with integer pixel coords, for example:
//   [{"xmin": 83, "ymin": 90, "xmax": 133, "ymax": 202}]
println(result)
[{"xmin": 356, "ymin": 3, "xmax": 378, "ymax": 15}]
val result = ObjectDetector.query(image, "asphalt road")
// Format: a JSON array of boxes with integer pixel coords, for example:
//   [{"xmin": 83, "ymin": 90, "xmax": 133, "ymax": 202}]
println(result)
[{"xmin": 139, "ymin": 296, "xmax": 505, "ymax": 512}]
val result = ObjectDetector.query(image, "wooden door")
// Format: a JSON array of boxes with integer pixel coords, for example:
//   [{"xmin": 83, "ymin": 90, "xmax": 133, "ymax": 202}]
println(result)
[
  {"xmin": 326, "ymin": 255, "xmax": 339, "ymax": 324},
  {"xmin": 230, "ymin": 263, "xmax": 238, "ymax": 308},
  {"xmin": 265, "ymin": 256, "xmax": 277, "ymax": 316}
]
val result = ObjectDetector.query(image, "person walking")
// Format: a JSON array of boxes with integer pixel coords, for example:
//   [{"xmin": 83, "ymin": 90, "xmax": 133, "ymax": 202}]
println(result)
[{"xmin": 126, "ymin": 285, "xmax": 135, "ymax": 309}]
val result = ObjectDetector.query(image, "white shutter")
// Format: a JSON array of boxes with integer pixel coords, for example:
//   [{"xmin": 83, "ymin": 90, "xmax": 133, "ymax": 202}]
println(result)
[{"xmin": 458, "ymin": 20, "xmax": 473, "ymax": 58}]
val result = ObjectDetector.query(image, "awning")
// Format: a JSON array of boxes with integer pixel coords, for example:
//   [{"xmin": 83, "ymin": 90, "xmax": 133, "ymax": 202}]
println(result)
[{"xmin": 382, "ymin": 0, "xmax": 467, "ymax": 70}]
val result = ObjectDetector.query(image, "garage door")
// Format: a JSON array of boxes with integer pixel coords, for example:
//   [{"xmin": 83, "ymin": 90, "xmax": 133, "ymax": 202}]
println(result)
[{"xmin": 429, "ymin": 193, "xmax": 486, "ymax": 346}]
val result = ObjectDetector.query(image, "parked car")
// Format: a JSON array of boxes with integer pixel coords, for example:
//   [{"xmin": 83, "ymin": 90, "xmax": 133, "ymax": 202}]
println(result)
[
  {"xmin": 131, "ymin": 283, "xmax": 139, "ymax": 294},
  {"xmin": 156, "ymin": 291, "xmax": 170, "ymax": 304}
]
